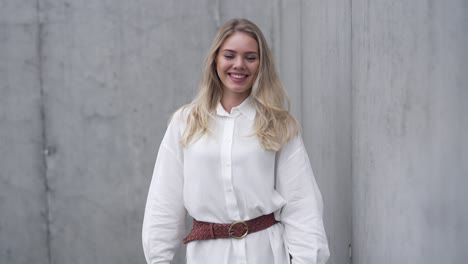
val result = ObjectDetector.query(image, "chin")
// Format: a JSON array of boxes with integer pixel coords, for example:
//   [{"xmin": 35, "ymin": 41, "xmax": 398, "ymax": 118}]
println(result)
[{"xmin": 230, "ymin": 88, "xmax": 251, "ymax": 94}]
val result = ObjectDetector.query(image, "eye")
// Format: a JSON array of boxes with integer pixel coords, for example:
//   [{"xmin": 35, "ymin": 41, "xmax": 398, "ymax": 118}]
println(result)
[
  {"xmin": 223, "ymin": 53, "xmax": 235, "ymax": 59},
  {"xmin": 245, "ymin": 56, "xmax": 257, "ymax": 61}
]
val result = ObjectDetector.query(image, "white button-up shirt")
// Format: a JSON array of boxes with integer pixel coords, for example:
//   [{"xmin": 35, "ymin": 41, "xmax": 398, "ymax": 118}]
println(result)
[{"xmin": 142, "ymin": 97, "xmax": 329, "ymax": 264}]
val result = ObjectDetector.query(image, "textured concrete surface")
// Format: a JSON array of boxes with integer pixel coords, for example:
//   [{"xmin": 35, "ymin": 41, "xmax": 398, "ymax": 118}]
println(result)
[
  {"xmin": 0, "ymin": 1, "xmax": 49, "ymax": 263},
  {"xmin": 279, "ymin": 2, "xmax": 353, "ymax": 264},
  {"xmin": 352, "ymin": 0, "xmax": 468, "ymax": 263},
  {"xmin": 40, "ymin": 1, "xmax": 214, "ymax": 263},
  {"xmin": 298, "ymin": 3, "xmax": 352, "ymax": 264}
]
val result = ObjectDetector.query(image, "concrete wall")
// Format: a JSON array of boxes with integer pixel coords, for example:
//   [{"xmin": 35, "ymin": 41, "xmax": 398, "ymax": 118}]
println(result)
[
  {"xmin": 3, "ymin": 0, "xmax": 466, "ymax": 264},
  {"xmin": 40, "ymin": 1, "xmax": 213, "ymax": 263},
  {"xmin": 1, "ymin": 1, "xmax": 350, "ymax": 263},
  {"xmin": 352, "ymin": 0, "xmax": 468, "ymax": 263},
  {"xmin": 0, "ymin": 2, "xmax": 49, "ymax": 264}
]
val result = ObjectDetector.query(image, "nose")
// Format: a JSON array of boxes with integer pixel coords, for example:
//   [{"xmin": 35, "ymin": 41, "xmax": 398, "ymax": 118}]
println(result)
[{"xmin": 233, "ymin": 57, "xmax": 245, "ymax": 70}]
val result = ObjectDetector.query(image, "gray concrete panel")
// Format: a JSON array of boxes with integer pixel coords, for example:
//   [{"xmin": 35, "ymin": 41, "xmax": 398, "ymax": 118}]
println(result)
[
  {"xmin": 218, "ymin": 0, "xmax": 276, "ymax": 46},
  {"xmin": 279, "ymin": 0, "xmax": 303, "ymax": 122},
  {"xmin": 40, "ymin": 1, "xmax": 215, "ymax": 263},
  {"xmin": 300, "ymin": 2, "xmax": 352, "ymax": 264},
  {"xmin": 352, "ymin": 0, "xmax": 468, "ymax": 263},
  {"xmin": 0, "ymin": 0, "xmax": 38, "ymax": 24},
  {"xmin": 0, "ymin": 19, "xmax": 49, "ymax": 264},
  {"xmin": 219, "ymin": 2, "xmax": 353, "ymax": 263}
]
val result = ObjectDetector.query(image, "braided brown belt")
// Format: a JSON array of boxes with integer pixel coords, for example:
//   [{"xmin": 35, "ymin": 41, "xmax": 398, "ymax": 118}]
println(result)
[{"xmin": 183, "ymin": 213, "xmax": 278, "ymax": 244}]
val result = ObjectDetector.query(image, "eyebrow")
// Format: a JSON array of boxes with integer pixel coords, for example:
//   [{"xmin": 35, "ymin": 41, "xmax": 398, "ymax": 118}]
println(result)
[{"xmin": 221, "ymin": 49, "xmax": 259, "ymax": 55}]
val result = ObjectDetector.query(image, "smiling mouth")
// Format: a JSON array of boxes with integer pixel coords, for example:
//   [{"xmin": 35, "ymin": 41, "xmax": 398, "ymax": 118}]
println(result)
[{"xmin": 228, "ymin": 73, "xmax": 248, "ymax": 80}]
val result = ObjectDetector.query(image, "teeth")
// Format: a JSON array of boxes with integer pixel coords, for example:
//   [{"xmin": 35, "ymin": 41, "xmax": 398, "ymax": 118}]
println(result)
[{"xmin": 231, "ymin": 74, "xmax": 246, "ymax": 78}]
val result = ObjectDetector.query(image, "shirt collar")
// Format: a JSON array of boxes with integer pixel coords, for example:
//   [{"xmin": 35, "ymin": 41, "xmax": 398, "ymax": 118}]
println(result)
[{"xmin": 216, "ymin": 96, "xmax": 256, "ymax": 121}]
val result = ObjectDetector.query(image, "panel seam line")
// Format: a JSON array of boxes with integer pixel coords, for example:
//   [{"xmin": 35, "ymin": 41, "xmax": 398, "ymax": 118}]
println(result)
[{"xmin": 36, "ymin": 1, "xmax": 52, "ymax": 263}]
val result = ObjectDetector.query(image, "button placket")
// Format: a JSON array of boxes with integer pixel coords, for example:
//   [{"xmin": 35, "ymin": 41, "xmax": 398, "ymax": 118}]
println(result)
[{"xmin": 220, "ymin": 117, "xmax": 240, "ymax": 220}]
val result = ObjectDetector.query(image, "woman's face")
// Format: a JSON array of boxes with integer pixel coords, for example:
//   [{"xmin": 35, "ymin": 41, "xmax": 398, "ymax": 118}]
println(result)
[{"xmin": 216, "ymin": 32, "xmax": 260, "ymax": 99}]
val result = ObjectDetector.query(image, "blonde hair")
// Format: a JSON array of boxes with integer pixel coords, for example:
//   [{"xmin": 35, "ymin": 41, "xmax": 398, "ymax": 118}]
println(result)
[{"xmin": 180, "ymin": 18, "xmax": 298, "ymax": 151}]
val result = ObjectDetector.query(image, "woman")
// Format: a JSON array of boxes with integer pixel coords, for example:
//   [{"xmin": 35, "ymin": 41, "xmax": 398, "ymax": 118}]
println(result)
[{"xmin": 142, "ymin": 18, "xmax": 329, "ymax": 264}]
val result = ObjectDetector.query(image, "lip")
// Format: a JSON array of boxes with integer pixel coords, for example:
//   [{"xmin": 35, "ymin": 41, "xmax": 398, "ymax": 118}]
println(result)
[{"xmin": 228, "ymin": 72, "xmax": 249, "ymax": 83}]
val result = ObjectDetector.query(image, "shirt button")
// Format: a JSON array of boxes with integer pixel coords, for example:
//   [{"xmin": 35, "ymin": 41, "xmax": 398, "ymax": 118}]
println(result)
[
  {"xmin": 226, "ymin": 163, "xmax": 231, "ymax": 167},
  {"xmin": 227, "ymin": 188, "xmax": 233, "ymax": 192}
]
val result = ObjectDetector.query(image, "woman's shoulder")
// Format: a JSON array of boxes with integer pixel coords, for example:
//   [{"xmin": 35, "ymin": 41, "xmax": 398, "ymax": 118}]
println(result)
[
  {"xmin": 161, "ymin": 105, "xmax": 191, "ymax": 136},
  {"xmin": 170, "ymin": 104, "xmax": 195, "ymax": 124}
]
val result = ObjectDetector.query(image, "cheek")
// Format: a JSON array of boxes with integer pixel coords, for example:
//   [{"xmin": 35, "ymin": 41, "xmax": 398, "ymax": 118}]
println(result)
[
  {"xmin": 251, "ymin": 63, "xmax": 260, "ymax": 76},
  {"xmin": 216, "ymin": 59, "xmax": 226, "ymax": 75},
  {"xmin": 215, "ymin": 60, "xmax": 223, "ymax": 77}
]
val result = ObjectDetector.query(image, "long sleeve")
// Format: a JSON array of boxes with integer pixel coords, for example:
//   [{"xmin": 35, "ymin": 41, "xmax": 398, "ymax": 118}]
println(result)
[
  {"xmin": 142, "ymin": 112, "xmax": 186, "ymax": 264},
  {"xmin": 275, "ymin": 135, "xmax": 330, "ymax": 264}
]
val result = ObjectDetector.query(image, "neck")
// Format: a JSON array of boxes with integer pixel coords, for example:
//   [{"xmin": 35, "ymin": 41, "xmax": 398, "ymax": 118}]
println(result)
[{"xmin": 221, "ymin": 92, "xmax": 250, "ymax": 113}]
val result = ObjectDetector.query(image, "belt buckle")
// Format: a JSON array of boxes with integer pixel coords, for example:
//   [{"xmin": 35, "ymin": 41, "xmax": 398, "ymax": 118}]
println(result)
[{"xmin": 228, "ymin": 221, "xmax": 249, "ymax": 239}]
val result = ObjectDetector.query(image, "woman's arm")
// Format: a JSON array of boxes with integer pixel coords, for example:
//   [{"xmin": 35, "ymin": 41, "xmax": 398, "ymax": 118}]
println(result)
[
  {"xmin": 142, "ymin": 112, "xmax": 186, "ymax": 264},
  {"xmin": 275, "ymin": 135, "xmax": 330, "ymax": 264}
]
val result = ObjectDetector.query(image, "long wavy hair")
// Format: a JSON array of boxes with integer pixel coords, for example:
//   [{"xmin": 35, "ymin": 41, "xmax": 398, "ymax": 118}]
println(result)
[{"xmin": 180, "ymin": 18, "xmax": 298, "ymax": 151}]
